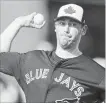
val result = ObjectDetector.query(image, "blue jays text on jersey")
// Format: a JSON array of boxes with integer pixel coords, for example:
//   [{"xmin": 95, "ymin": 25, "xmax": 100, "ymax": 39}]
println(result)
[{"xmin": 25, "ymin": 69, "xmax": 84, "ymax": 98}]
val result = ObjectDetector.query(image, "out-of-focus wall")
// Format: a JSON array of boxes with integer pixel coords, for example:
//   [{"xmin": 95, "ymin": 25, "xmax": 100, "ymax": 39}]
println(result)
[{"xmin": 1, "ymin": 0, "xmax": 49, "ymax": 53}]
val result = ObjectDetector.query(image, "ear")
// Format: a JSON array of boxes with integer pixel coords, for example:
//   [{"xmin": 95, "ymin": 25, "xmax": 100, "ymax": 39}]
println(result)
[
  {"xmin": 54, "ymin": 22, "xmax": 57, "ymax": 32},
  {"xmin": 81, "ymin": 25, "xmax": 88, "ymax": 36}
]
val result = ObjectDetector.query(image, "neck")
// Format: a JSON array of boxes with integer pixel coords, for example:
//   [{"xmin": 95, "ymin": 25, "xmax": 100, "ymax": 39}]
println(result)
[{"xmin": 55, "ymin": 46, "xmax": 82, "ymax": 59}]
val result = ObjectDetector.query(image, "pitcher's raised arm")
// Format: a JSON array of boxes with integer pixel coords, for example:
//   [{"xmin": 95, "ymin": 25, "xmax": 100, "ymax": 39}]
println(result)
[{"xmin": 0, "ymin": 12, "xmax": 45, "ymax": 52}]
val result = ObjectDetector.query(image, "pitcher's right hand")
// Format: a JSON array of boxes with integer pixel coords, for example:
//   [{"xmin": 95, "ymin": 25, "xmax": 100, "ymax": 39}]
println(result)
[{"xmin": 16, "ymin": 12, "xmax": 45, "ymax": 29}]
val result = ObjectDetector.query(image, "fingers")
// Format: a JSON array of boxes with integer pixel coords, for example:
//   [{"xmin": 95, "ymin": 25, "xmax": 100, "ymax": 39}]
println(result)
[
  {"xmin": 39, "ymin": 20, "xmax": 46, "ymax": 28},
  {"xmin": 26, "ymin": 12, "xmax": 37, "ymax": 26},
  {"xmin": 28, "ymin": 12, "xmax": 37, "ymax": 20},
  {"xmin": 24, "ymin": 12, "xmax": 46, "ymax": 29},
  {"xmin": 30, "ymin": 20, "xmax": 46, "ymax": 29}
]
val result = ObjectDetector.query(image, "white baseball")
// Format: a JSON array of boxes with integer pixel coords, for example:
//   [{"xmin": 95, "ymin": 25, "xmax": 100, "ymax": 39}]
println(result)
[{"xmin": 34, "ymin": 13, "xmax": 44, "ymax": 25}]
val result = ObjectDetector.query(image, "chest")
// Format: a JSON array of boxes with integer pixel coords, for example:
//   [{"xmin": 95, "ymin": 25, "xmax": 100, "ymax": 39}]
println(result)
[{"xmin": 19, "ymin": 55, "xmax": 101, "ymax": 103}]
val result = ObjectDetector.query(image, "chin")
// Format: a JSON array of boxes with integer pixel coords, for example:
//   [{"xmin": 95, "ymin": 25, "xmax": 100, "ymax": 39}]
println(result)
[
  {"xmin": 61, "ymin": 44, "xmax": 72, "ymax": 50},
  {"xmin": 61, "ymin": 41, "xmax": 76, "ymax": 50}
]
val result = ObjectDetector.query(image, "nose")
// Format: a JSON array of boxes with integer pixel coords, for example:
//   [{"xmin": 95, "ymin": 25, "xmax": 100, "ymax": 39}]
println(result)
[{"xmin": 64, "ymin": 25, "xmax": 70, "ymax": 34}]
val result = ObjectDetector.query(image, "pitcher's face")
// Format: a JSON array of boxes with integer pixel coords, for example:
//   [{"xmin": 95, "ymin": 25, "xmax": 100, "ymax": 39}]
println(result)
[{"xmin": 55, "ymin": 18, "xmax": 84, "ymax": 49}]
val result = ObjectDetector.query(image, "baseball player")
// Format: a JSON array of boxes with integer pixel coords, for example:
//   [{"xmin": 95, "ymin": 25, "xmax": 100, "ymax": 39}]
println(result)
[{"xmin": 0, "ymin": 4, "xmax": 105, "ymax": 103}]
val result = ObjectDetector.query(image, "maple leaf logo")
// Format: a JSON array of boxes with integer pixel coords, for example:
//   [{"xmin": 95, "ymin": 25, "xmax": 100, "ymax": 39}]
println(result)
[{"xmin": 64, "ymin": 6, "xmax": 76, "ymax": 14}]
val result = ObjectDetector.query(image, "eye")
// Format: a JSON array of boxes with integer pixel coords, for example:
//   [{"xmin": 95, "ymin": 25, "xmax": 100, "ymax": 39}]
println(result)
[
  {"xmin": 68, "ymin": 22, "xmax": 81, "ymax": 28},
  {"xmin": 72, "ymin": 23, "xmax": 77, "ymax": 27},
  {"xmin": 59, "ymin": 21, "xmax": 66, "ymax": 26},
  {"xmin": 69, "ymin": 22, "xmax": 77, "ymax": 27}
]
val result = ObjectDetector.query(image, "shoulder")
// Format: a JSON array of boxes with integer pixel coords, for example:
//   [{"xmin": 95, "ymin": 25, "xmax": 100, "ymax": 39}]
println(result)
[
  {"xmin": 18, "ymin": 50, "xmax": 52, "ymax": 62},
  {"xmin": 82, "ymin": 55, "xmax": 105, "ymax": 71},
  {"xmin": 81, "ymin": 55, "xmax": 105, "ymax": 83},
  {"xmin": 23, "ymin": 50, "xmax": 52, "ymax": 57},
  {"xmin": 1, "ymin": 50, "xmax": 52, "ymax": 58}
]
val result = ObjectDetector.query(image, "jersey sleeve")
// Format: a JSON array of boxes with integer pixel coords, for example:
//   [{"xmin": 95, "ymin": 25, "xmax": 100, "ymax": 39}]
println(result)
[{"xmin": 0, "ymin": 52, "xmax": 22, "ymax": 81}]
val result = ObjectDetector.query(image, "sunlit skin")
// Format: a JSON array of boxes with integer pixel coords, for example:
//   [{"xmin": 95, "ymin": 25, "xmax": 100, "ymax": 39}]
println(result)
[{"xmin": 55, "ymin": 18, "xmax": 87, "ymax": 58}]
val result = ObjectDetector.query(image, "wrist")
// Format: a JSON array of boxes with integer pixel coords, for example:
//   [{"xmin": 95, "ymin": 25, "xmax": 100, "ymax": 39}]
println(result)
[{"xmin": 14, "ymin": 17, "xmax": 25, "ymax": 27}]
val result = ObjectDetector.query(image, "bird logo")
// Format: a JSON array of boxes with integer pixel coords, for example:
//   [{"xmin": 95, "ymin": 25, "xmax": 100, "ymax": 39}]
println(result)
[{"xmin": 55, "ymin": 97, "xmax": 80, "ymax": 103}]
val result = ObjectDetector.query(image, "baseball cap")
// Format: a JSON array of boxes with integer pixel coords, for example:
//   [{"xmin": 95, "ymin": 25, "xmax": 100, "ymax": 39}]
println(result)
[{"xmin": 54, "ymin": 4, "xmax": 85, "ymax": 24}]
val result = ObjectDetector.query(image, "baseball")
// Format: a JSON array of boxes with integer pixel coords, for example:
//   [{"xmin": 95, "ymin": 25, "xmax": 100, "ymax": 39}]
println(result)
[{"xmin": 34, "ymin": 13, "xmax": 44, "ymax": 25}]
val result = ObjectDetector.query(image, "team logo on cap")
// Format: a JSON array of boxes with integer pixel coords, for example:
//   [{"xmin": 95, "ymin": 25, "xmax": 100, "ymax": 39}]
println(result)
[{"xmin": 64, "ymin": 6, "xmax": 76, "ymax": 14}]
